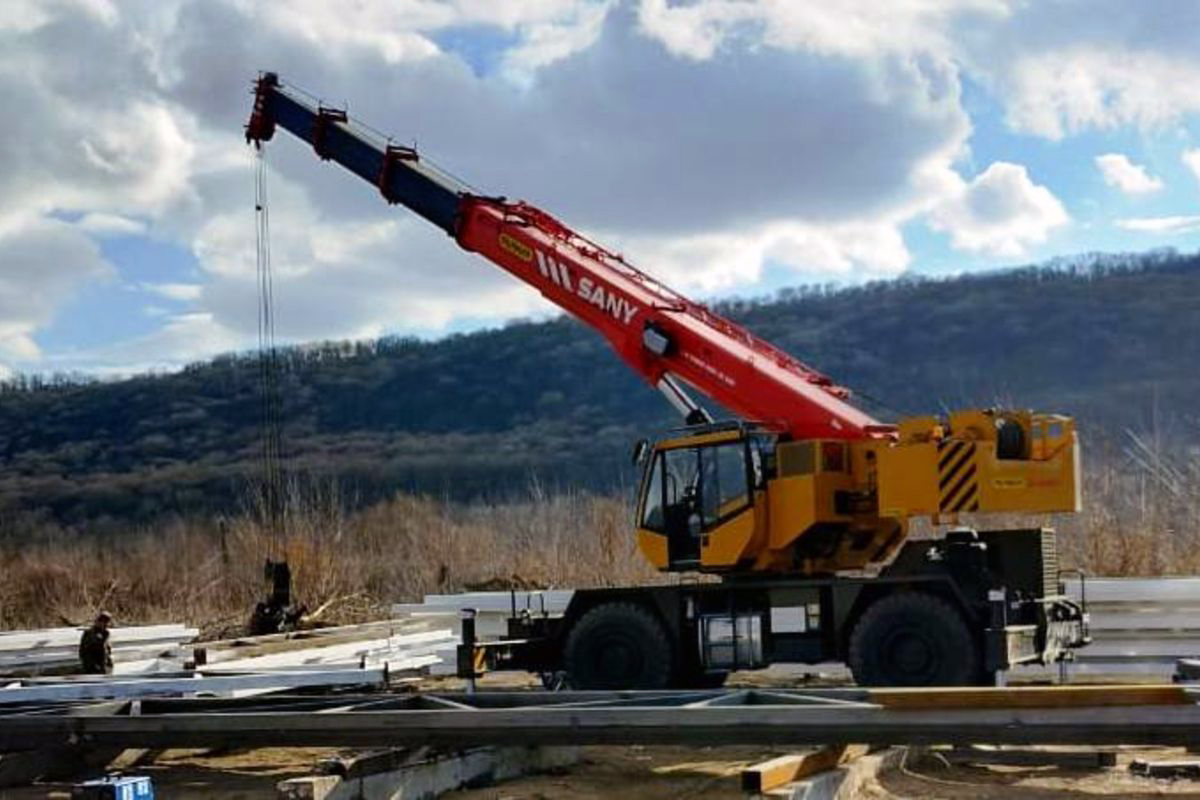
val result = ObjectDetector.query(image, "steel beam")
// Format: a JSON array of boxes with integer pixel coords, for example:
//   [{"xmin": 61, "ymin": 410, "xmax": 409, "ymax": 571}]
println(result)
[
  {"xmin": 0, "ymin": 668, "xmax": 386, "ymax": 704},
  {"xmin": 3, "ymin": 688, "xmax": 1200, "ymax": 751}
]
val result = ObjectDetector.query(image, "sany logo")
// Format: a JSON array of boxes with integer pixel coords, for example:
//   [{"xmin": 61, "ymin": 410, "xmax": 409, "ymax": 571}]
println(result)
[{"xmin": 535, "ymin": 250, "xmax": 639, "ymax": 325}]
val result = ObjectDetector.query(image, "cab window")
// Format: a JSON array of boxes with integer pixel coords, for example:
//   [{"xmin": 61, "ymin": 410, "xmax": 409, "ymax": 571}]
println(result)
[
  {"xmin": 640, "ymin": 441, "xmax": 753, "ymax": 536},
  {"xmin": 700, "ymin": 442, "xmax": 751, "ymax": 529},
  {"xmin": 639, "ymin": 455, "xmax": 665, "ymax": 531},
  {"xmin": 665, "ymin": 447, "xmax": 703, "ymax": 537}
]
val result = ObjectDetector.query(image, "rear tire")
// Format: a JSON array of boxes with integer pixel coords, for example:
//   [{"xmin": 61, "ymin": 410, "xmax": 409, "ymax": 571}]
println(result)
[
  {"xmin": 848, "ymin": 592, "xmax": 979, "ymax": 687},
  {"xmin": 564, "ymin": 602, "xmax": 673, "ymax": 690}
]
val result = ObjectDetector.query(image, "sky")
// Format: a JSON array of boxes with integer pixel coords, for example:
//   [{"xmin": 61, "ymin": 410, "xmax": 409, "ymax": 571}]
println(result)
[{"xmin": 2, "ymin": 0, "xmax": 1200, "ymax": 378}]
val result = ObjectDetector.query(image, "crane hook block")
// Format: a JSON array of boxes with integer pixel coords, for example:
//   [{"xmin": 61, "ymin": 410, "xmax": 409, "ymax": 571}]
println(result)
[{"xmin": 245, "ymin": 72, "xmax": 279, "ymax": 145}]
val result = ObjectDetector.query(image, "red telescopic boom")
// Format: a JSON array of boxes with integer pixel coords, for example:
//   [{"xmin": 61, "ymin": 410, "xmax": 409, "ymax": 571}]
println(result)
[{"xmin": 247, "ymin": 73, "xmax": 888, "ymax": 441}]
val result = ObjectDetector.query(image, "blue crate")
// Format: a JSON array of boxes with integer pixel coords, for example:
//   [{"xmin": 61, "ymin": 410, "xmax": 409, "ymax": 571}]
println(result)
[{"xmin": 71, "ymin": 775, "xmax": 154, "ymax": 800}]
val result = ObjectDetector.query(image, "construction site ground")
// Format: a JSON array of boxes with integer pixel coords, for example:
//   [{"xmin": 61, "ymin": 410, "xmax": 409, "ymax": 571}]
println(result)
[
  {"xmin": 10, "ymin": 744, "xmax": 1200, "ymax": 799},
  {"xmin": 8, "ymin": 670, "xmax": 1200, "ymax": 799}
]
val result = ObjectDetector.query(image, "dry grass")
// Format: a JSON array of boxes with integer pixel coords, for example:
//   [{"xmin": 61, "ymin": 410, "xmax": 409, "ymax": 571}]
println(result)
[
  {"xmin": 0, "ymin": 486, "xmax": 656, "ymax": 633},
  {"xmin": 0, "ymin": 436, "xmax": 1196, "ymax": 632},
  {"xmin": 1056, "ymin": 433, "xmax": 1200, "ymax": 575}
]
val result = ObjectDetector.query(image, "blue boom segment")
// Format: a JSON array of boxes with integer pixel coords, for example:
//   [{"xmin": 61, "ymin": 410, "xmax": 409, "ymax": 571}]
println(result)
[{"xmin": 246, "ymin": 73, "xmax": 464, "ymax": 236}]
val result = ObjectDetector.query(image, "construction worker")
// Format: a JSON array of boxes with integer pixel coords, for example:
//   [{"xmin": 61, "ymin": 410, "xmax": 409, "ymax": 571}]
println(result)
[{"xmin": 78, "ymin": 611, "xmax": 114, "ymax": 674}]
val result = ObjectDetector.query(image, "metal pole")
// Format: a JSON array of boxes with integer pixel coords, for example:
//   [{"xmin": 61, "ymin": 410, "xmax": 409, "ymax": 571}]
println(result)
[{"xmin": 460, "ymin": 608, "xmax": 478, "ymax": 695}]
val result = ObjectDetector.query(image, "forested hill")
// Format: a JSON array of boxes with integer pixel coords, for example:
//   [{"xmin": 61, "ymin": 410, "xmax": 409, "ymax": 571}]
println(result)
[{"xmin": 2, "ymin": 251, "xmax": 1198, "ymax": 528}]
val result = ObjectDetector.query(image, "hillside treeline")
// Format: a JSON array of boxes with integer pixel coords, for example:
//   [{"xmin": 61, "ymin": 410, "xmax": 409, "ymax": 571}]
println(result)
[{"xmin": 1, "ymin": 250, "xmax": 1198, "ymax": 529}]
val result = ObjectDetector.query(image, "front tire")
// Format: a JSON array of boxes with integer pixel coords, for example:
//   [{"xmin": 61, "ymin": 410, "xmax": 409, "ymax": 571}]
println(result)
[
  {"xmin": 848, "ymin": 592, "xmax": 979, "ymax": 687},
  {"xmin": 564, "ymin": 602, "xmax": 673, "ymax": 690}
]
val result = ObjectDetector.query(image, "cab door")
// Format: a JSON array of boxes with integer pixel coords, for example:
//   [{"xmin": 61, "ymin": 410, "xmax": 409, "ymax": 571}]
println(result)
[
  {"xmin": 662, "ymin": 447, "xmax": 703, "ymax": 566},
  {"xmin": 636, "ymin": 438, "xmax": 759, "ymax": 572},
  {"xmin": 635, "ymin": 445, "xmax": 704, "ymax": 569},
  {"xmin": 696, "ymin": 440, "xmax": 759, "ymax": 569}
]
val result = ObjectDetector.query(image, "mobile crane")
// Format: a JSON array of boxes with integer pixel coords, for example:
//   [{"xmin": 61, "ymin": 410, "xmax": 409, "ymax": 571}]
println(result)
[{"xmin": 246, "ymin": 73, "xmax": 1089, "ymax": 687}]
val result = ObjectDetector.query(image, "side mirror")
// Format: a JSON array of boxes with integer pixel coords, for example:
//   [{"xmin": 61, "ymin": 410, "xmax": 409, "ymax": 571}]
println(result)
[{"xmin": 631, "ymin": 438, "xmax": 651, "ymax": 465}]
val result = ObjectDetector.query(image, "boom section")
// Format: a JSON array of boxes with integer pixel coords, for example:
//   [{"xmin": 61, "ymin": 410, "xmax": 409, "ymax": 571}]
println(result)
[
  {"xmin": 246, "ymin": 73, "xmax": 885, "ymax": 440},
  {"xmin": 246, "ymin": 73, "xmax": 462, "ymax": 235}
]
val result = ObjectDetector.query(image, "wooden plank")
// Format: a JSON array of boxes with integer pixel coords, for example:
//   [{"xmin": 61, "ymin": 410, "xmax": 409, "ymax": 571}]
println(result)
[
  {"xmin": 1065, "ymin": 578, "xmax": 1200, "ymax": 604},
  {"xmin": 0, "ymin": 625, "xmax": 196, "ymax": 652},
  {"xmin": 195, "ymin": 618, "xmax": 432, "ymax": 655},
  {"xmin": 1130, "ymin": 757, "xmax": 1200, "ymax": 778},
  {"xmin": 202, "ymin": 630, "xmax": 454, "ymax": 673},
  {"xmin": 197, "ymin": 626, "xmax": 447, "ymax": 667},
  {"xmin": 391, "ymin": 590, "xmax": 573, "ymax": 617},
  {"xmin": 0, "ymin": 668, "xmax": 386, "ymax": 704},
  {"xmin": 1069, "ymin": 640, "xmax": 1200, "ymax": 657},
  {"xmin": 741, "ymin": 745, "xmax": 868, "ymax": 792},
  {"xmin": 0, "ymin": 642, "xmax": 190, "ymax": 668},
  {"xmin": 1088, "ymin": 611, "xmax": 1200, "ymax": 631},
  {"xmin": 869, "ymin": 684, "xmax": 1190, "ymax": 710}
]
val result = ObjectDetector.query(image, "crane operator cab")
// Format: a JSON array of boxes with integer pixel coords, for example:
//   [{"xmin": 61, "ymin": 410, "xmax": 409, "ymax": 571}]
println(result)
[
  {"xmin": 635, "ymin": 423, "xmax": 773, "ymax": 572},
  {"xmin": 634, "ymin": 411, "xmax": 1080, "ymax": 575},
  {"xmin": 633, "ymin": 421, "xmax": 883, "ymax": 574}
]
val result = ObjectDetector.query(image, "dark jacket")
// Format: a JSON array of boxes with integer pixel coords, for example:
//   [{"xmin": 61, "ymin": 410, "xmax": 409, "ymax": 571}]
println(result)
[{"xmin": 79, "ymin": 626, "xmax": 113, "ymax": 674}]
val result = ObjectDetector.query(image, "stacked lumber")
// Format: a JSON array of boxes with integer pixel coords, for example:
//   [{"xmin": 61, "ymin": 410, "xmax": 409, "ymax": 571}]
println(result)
[
  {"xmin": 1061, "ymin": 577, "xmax": 1200, "ymax": 676},
  {"xmin": 195, "ymin": 619, "xmax": 457, "ymax": 675},
  {"xmin": 0, "ymin": 624, "xmax": 197, "ymax": 677},
  {"xmin": 0, "ymin": 618, "xmax": 457, "ymax": 703},
  {"xmin": 0, "ymin": 667, "xmax": 388, "ymax": 704},
  {"xmin": 390, "ymin": 590, "xmax": 572, "ymax": 673}
]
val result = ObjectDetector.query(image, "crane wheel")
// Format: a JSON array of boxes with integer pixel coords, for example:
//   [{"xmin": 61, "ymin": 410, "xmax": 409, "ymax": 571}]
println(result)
[
  {"xmin": 564, "ymin": 602, "xmax": 673, "ymax": 690},
  {"xmin": 848, "ymin": 592, "xmax": 979, "ymax": 687}
]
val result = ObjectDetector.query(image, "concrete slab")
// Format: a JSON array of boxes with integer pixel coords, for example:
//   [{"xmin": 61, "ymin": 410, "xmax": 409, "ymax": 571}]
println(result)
[
  {"xmin": 766, "ymin": 747, "xmax": 904, "ymax": 800},
  {"xmin": 278, "ymin": 745, "xmax": 579, "ymax": 800}
]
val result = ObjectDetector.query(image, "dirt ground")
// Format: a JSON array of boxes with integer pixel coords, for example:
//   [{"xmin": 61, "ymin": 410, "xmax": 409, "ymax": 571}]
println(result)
[
  {"xmin": 882, "ymin": 747, "xmax": 1200, "ymax": 799},
  {"xmin": 0, "ymin": 747, "xmax": 331, "ymax": 799},
  {"xmin": 11, "ymin": 743, "xmax": 1200, "ymax": 799},
  {"xmin": 446, "ymin": 745, "xmax": 770, "ymax": 800}
]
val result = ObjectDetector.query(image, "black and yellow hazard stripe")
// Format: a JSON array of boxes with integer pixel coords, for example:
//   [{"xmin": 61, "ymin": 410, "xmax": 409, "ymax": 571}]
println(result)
[
  {"xmin": 937, "ymin": 440, "xmax": 980, "ymax": 513},
  {"xmin": 474, "ymin": 646, "xmax": 487, "ymax": 674}
]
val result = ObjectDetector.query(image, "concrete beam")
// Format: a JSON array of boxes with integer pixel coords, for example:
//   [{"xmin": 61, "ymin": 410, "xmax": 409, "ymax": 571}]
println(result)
[
  {"xmin": 766, "ymin": 747, "xmax": 904, "ymax": 800},
  {"xmin": 277, "ymin": 746, "xmax": 579, "ymax": 800}
]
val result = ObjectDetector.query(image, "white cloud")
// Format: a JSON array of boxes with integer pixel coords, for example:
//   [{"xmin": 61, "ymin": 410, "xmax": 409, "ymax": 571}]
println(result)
[
  {"xmin": 5, "ymin": 0, "xmax": 1200, "ymax": 376},
  {"xmin": 41, "ymin": 311, "xmax": 243, "ymax": 377},
  {"xmin": 1117, "ymin": 215, "xmax": 1200, "ymax": 234},
  {"xmin": 0, "ymin": 216, "xmax": 114, "ymax": 361},
  {"xmin": 999, "ymin": 49, "xmax": 1200, "ymax": 139},
  {"xmin": 1183, "ymin": 149, "xmax": 1200, "ymax": 184},
  {"xmin": 612, "ymin": 218, "xmax": 911, "ymax": 293},
  {"xmin": 1095, "ymin": 153, "xmax": 1163, "ymax": 195},
  {"xmin": 140, "ymin": 282, "xmax": 203, "ymax": 302},
  {"xmin": 0, "ymin": 0, "xmax": 116, "ymax": 33},
  {"xmin": 190, "ymin": 171, "xmax": 553, "ymax": 343},
  {"xmin": 500, "ymin": 1, "xmax": 615, "ymax": 81},
  {"xmin": 79, "ymin": 212, "xmax": 147, "ymax": 236},
  {"xmin": 635, "ymin": 0, "xmax": 1007, "ymax": 62},
  {"xmin": 929, "ymin": 162, "xmax": 1069, "ymax": 257},
  {"xmin": 145, "ymin": 0, "xmax": 974, "ymax": 341},
  {"xmin": 256, "ymin": 4, "xmax": 440, "ymax": 66}
]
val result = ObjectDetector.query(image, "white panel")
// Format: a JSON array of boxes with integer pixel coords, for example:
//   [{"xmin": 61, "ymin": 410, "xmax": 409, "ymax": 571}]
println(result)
[{"xmin": 770, "ymin": 606, "xmax": 807, "ymax": 634}]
